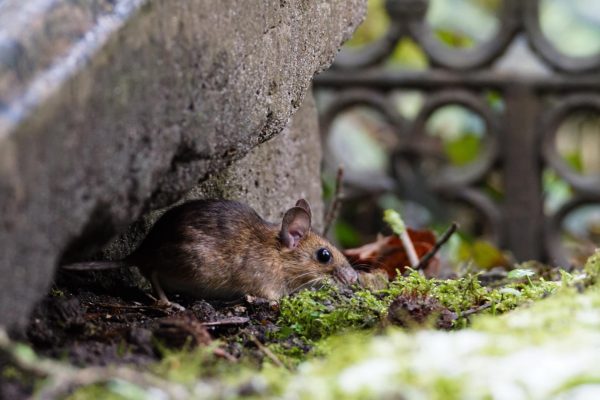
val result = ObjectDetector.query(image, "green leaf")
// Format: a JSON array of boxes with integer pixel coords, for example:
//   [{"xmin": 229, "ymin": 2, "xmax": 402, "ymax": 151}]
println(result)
[
  {"xmin": 471, "ymin": 240, "xmax": 505, "ymax": 269},
  {"xmin": 507, "ymin": 269, "xmax": 536, "ymax": 280}
]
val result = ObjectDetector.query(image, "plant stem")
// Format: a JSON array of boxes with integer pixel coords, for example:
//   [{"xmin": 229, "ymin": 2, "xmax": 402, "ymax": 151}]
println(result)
[
  {"xmin": 399, "ymin": 230, "xmax": 420, "ymax": 268},
  {"xmin": 322, "ymin": 165, "xmax": 344, "ymax": 237},
  {"xmin": 416, "ymin": 222, "xmax": 459, "ymax": 270}
]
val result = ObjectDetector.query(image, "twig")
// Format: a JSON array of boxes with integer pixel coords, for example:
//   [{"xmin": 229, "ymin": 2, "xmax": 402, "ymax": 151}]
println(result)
[
  {"xmin": 384, "ymin": 209, "xmax": 419, "ymax": 269},
  {"xmin": 94, "ymin": 302, "xmax": 170, "ymax": 313},
  {"xmin": 322, "ymin": 165, "xmax": 344, "ymax": 237},
  {"xmin": 212, "ymin": 347, "xmax": 238, "ymax": 363},
  {"xmin": 248, "ymin": 334, "xmax": 287, "ymax": 369},
  {"xmin": 400, "ymin": 231, "xmax": 420, "ymax": 268},
  {"xmin": 459, "ymin": 302, "xmax": 492, "ymax": 318},
  {"xmin": 201, "ymin": 316, "xmax": 250, "ymax": 326},
  {"xmin": 416, "ymin": 222, "xmax": 459, "ymax": 270}
]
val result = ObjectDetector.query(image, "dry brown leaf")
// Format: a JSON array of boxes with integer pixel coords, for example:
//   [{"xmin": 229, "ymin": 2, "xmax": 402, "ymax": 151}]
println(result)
[{"xmin": 344, "ymin": 228, "xmax": 440, "ymax": 279}]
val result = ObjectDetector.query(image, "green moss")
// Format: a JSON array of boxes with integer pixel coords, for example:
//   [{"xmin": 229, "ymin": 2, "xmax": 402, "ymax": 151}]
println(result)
[
  {"xmin": 152, "ymin": 342, "xmax": 241, "ymax": 384},
  {"xmin": 277, "ymin": 281, "xmax": 387, "ymax": 341},
  {"xmin": 265, "ymin": 342, "xmax": 310, "ymax": 369},
  {"xmin": 551, "ymin": 375, "xmax": 600, "ymax": 397},
  {"xmin": 584, "ymin": 250, "xmax": 600, "ymax": 285},
  {"xmin": 2, "ymin": 365, "xmax": 22, "ymax": 380},
  {"xmin": 50, "ymin": 287, "xmax": 65, "ymax": 297},
  {"xmin": 273, "ymin": 271, "xmax": 600, "ymax": 399},
  {"xmin": 430, "ymin": 376, "xmax": 465, "ymax": 400},
  {"xmin": 67, "ymin": 382, "xmax": 144, "ymax": 400},
  {"xmin": 277, "ymin": 269, "xmax": 564, "ymax": 343}
]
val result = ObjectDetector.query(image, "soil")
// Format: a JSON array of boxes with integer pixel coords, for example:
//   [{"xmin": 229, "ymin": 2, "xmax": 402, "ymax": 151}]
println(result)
[{"xmin": 2, "ymin": 270, "xmax": 292, "ymax": 399}]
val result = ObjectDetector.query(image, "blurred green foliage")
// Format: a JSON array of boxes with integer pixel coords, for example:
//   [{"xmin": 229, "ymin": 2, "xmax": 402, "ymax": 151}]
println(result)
[
  {"xmin": 345, "ymin": 0, "xmax": 389, "ymax": 48},
  {"xmin": 434, "ymin": 30, "xmax": 474, "ymax": 49},
  {"xmin": 387, "ymin": 38, "xmax": 428, "ymax": 69},
  {"xmin": 563, "ymin": 152, "xmax": 584, "ymax": 173},
  {"xmin": 334, "ymin": 221, "xmax": 362, "ymax": 248},
  {"xmin": 426, "ymin": 104, "xmax": 486, "ymax": 167},
  {"xmin": 426, "ymin": 0, "xmax": 501, "ymax": 48},
  {"xmin": 443, "ymin": 133, "xmax": 481, "ymax": 166}
]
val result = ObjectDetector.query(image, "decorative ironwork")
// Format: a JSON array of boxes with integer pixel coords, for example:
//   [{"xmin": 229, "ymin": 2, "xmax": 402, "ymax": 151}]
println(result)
[{"xmin": 315, "ymin": 0, "xmax": 600, "ymax": 266}]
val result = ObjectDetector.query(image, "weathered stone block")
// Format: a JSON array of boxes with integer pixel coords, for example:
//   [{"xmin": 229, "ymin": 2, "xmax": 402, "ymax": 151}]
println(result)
[
  {"xmin": 0, "ymin": 0, "xmax": 365, "ymax": 328},
  {"xmin": 189, "ymin": 91, "xmax": 324, "ymax": 230}
]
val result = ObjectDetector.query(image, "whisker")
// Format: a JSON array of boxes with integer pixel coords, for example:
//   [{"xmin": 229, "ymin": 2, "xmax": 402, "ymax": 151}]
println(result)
[
  {"xmin": 352, "ymin": 259, "xmax": 400, "ymax": 271},
  {"xmin": 295, "ymin": 277, "xmax": 322, "ymax": 292},
  {"xmin": 293, "ymin": 278, "xmax": 314, "ymax": 293},
  {"xmin": 288, "ymin": 271, "xmax": 315, "ymax": 287}
]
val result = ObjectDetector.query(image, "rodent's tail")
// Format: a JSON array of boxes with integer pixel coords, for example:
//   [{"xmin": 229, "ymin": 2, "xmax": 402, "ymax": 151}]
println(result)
[{"xmin": 60, "ymin": 261, "xmax": 128, "ymax": 271}]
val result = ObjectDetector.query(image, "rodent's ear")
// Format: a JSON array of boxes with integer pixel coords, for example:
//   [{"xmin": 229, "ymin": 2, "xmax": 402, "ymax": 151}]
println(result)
[
  {"xmin": 295, "ymin": 199, "xmax": 312, "ymax": 222},
  {"xmin": 280, "ymin": 206, "xmax": 311, "ymax": 249}
]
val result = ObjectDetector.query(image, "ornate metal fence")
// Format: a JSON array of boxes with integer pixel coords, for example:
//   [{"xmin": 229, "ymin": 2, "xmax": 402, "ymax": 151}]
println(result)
[{"xmin": 314, "ymin": 0, "xmax": 600, "ymax": 266}]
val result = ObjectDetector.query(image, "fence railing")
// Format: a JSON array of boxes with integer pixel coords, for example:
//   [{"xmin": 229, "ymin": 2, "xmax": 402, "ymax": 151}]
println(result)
[{"xmin": 314, "ymin": 0, "xmax": 600, "ymax": 266}]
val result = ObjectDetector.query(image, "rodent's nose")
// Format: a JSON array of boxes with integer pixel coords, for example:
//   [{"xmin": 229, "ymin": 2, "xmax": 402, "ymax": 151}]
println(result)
[{"xmin": 335, "ymin": 265, "xmax": 358, "ymax": 286}]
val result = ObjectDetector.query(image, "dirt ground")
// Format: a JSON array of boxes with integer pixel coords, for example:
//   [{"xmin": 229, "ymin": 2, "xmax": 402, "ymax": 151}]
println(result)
[{"xmin": 1, "ymin": 269, "xmax": 299, "ymax": 399}]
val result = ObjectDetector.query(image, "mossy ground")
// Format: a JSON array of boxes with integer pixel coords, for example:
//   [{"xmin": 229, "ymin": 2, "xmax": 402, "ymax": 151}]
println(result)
[
  {"xmin": 4, "ymin": 252, "xmax": 600, "ymax": 399},
  {"xmin": 278, "ymin": 281, "xmax": 600, "ymax": 399}
]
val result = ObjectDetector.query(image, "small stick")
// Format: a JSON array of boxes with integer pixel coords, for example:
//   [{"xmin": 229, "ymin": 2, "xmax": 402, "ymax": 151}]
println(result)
[
  {"xmin": 94, "ymin": 303, "xmax": 169, "ymax": 312},
  {"xmin": 400, "ymin": 231, "xmax": 420, "ymax": 268},
  {"xmin": 460, "ymin": 302, "xmax": 492, "ymax": 318},
  {"xmin": 201, "ymin": 316, "xmax": 250, "ymax": 326},
  {"xmin": 416, "ymin": 222, "xmax": 458, "ymax": 270},
  {"xmin": 248, "ymin": 334, "xmax": 287, "ymax": 369},
  {"xmin": 212, "ymin": 348, "xmax": 238, "ymax": 363},
  {"xmin": 383, "ymin": 209, "xmax": 420, "ymax": 270},
  {"xmin": 322, "ymin": 165, "xmax": 344, "ymax": 237}
]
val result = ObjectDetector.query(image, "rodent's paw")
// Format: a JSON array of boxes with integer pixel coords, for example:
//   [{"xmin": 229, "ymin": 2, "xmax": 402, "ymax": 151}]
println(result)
[
  {"xmin": 244, "ymin": 294, "xmax": 280, "ymax": 311},
  {"xmin": 156, "ymin": 299, "xmax": 186, "ymax": 312}
]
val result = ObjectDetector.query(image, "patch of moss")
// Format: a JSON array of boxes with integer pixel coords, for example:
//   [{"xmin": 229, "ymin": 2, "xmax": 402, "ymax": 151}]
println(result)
[
  {"xmin": 67, "ymin": 382, "xmax": 145, "ymax": 400},
  {"xmin": 277, "ymin": 269, "xmax": 564, "ymax": 342},
  {"xmin": 151, "ymin": 341, "xmax": 245, "ymax": 384},
  {"xmin": 584, "ymin": 250, "xmax": 600, "ymax": 285},
  {"xmin": 274, "ymin": 274, "xmax": 600, "ymax": 399},
  {"xmin": 277, "ymin": 281, "xmax": 387, "ymax": 341},
  {"xmin": 265, "ymin": 341, "xmax": 311, "ymax": 368},
  {"xmin": 50, "ymin": 287, "xmax": 65, "ymax": 297}
]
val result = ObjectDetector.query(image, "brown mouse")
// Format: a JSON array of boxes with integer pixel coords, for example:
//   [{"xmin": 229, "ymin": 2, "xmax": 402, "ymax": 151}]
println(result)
[{"xmin": 64, "ymin": 199, "xmax": 358, "ymax": 306}]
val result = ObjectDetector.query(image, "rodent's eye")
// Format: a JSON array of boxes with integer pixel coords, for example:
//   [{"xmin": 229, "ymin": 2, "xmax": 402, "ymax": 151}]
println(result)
[{"xmin": 316, "ymin": 248, "xmax": 332, "ymax": 264}]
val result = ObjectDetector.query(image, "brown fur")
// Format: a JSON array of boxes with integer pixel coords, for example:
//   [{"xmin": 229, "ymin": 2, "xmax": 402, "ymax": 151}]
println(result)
[{"xmin": 126, "ymin": 199, "xmax": 356, "ymax": 300}]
